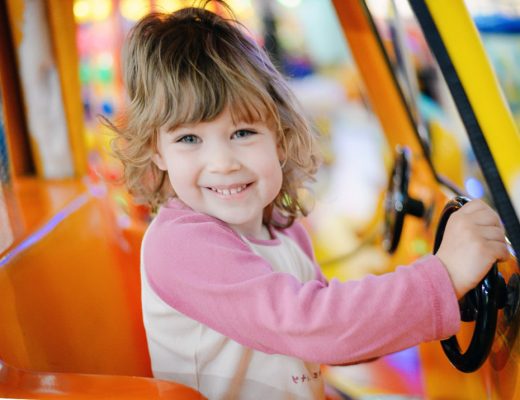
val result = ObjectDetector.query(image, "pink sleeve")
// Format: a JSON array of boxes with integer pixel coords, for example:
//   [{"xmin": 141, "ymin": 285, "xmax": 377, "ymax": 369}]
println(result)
[{"xmin": 144, "ymin": 213, "xmax": 460, "ymax": 365}]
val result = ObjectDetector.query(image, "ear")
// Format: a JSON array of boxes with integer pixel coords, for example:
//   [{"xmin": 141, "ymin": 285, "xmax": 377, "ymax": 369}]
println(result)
[
  {"xmin": 277, "ymin": 140, "xmax": 286, "ymax": 164},
  {"xmin": 151, "ymin": 152, "xmax": 168, "ymax": 171}
]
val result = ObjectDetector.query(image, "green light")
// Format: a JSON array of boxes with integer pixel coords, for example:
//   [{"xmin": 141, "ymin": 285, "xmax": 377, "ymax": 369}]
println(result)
[
  {"xmin": 97, "ymin": 66, "xmax": 113, "ymax": 84},
  {"xmin": 79, "ymin": 63, "xmax": 91, "ymax": 83},
  {"xmin": 411, "ymin": 238, "xmax": 428, "ymax": 255}
]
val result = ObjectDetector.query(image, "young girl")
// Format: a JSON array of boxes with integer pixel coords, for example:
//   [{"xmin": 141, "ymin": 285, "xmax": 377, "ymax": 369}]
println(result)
[{"xmin": 111, "ymin": 2, "xmax": 509, "ymax": 399}]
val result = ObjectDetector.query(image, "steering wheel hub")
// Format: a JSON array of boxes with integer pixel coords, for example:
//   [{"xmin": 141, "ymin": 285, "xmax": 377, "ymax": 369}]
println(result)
[{"xmin": 384, "ymin": 146, "xmax": 426, "ymax": 253}]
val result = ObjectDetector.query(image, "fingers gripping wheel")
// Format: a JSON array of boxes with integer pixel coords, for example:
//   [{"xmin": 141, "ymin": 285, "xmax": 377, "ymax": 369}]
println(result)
[
  {"xmin": 434, "ymin": 196, "xmax": 506, "ymax": 373},
  {"xmin": 384, "ymin": 147, "xmax": 426, "ymax": 253}
]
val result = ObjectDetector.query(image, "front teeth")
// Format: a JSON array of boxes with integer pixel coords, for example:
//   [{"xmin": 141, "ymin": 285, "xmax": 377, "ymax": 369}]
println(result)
[{"xmin": 210, "ymin": 184, "xmax": 248, "ymax": 196}]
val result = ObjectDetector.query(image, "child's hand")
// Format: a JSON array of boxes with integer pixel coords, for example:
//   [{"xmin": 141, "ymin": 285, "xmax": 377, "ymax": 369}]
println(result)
[{"xmin": 435, "ymin": 199, "xmax": 510, "ymax": 299}]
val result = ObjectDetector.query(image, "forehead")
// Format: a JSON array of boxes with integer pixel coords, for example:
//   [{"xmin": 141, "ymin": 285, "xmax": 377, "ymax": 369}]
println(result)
[{"xmin": 163, "ymin": 106, "xmax": 276, "ymax": 133}]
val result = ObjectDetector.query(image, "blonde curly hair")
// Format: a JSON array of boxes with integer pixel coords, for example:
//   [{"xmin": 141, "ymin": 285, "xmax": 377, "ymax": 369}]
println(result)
[{"xmin": 110, "ymin": 1, "xmax": 321, "ymax": 227}]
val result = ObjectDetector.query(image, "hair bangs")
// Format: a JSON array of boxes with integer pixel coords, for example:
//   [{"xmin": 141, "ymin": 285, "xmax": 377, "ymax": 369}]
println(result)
[
  {"xmin": 228, "ymin": 84, "xmax": 276, "ymax": 127},
  {"xmin": 153, "ymin": 63, "xmax": 276, "ymax": 133}
]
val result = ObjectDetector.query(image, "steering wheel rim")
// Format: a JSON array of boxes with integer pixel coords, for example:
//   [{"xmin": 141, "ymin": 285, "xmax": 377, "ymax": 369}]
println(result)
[{"xmin": 435, "ymin": 196, "xmax": 505, "ymax": 373}]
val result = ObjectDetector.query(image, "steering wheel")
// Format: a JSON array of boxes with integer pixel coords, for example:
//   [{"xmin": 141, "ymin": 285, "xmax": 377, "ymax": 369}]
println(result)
[
  {"xmin": 384, "ymin": 147, "xmax": 426, "ymax": 253},
  {"xmin": 434, "ymin": 196, "xmax": 506, "ymax": 373}
]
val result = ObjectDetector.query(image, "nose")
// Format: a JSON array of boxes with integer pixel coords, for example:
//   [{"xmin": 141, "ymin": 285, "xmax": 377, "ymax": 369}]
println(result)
[{"xmin": 205, "ymin": 143, "xmax": 241, "ymax": 174}]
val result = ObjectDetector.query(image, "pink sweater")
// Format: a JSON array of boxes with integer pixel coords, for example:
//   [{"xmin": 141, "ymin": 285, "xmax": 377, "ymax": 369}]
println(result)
[{"xmin": 143, "ymin": 199, "xmax": 460, "ymax": 366}]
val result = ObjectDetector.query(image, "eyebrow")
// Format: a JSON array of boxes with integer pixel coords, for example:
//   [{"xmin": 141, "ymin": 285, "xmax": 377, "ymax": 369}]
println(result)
[{"xmin": 164, "ymin": 122, "xmax": 195, "ymax": 133}]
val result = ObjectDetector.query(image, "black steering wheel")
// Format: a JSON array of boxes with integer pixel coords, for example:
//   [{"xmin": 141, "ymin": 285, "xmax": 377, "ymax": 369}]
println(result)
[
  {"xmin": 434, "ymin": 196, "xmax": 506, "ymax": 373},
  {"xmin": 384, "ymin": 147, "xmax": 426, "ymax": 253}
]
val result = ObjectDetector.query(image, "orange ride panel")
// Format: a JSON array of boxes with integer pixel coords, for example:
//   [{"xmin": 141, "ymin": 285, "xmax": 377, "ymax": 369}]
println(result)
[
  {"xmin": 0, "ymin": 360, "xmax": 204, "ymax": 399},
  {"xmin": 0, "ymin": 177, "xmax": 149, "ymax": 376}
]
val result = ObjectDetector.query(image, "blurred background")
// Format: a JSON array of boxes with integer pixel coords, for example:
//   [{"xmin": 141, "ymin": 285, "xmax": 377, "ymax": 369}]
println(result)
[{"xmin": 70, "ymin": 0, "xmax": 520, "ymax": 280}]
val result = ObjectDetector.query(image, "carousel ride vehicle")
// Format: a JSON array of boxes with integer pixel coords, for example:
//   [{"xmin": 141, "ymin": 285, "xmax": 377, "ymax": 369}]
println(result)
[{"xmin": 0, "ymin": 0, "xmax": 519, "ymax": 398}]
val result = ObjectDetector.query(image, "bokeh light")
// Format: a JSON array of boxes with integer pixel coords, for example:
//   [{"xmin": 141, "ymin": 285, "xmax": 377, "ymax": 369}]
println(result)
[
  {"xmin": 73, "ymin": 0, "xmax": 112, "ymax": 23},
  {"xmin": 120, "ymin": 0, "xmax": 151, "ymax": 21},
  {"xmin": 155, "ymin": 0, "xmax": 186, "ymax": 13},
  {"xmin": 91, "ymin": 0, "xmax": 112, "ymax": 21},
  {"xmin": 277, "ymin": 0, "xmax": 302, "ymax": 8},
  {"xmin": 228, "ymin": 0, "xmax": 252, "ymax": 13},
  {"xmin": 73, "ymin": 0, "xmax": 90, "ymax": 24},
  {"xmin": 465, "ymin": 177, "xmax": 485, "ymax": 198}
]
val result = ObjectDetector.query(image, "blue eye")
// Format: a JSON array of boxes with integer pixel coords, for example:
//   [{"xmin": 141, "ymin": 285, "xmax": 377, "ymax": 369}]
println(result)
[
  {"xmin": 233, "ymin": 129, "xmax": 256, "ymax": 139},
  {"xmin": 177, "ymin": 135, "xmax": 200, "ymax": 144}
]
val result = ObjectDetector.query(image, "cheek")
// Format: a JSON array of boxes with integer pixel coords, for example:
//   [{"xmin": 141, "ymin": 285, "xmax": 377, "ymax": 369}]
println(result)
[
  {"xmin": 266, "ymin": 155, "xmax": 284, "ymax": 196},
  {"xmin": 164, "ymin": 159, "xmax": 193, "ymax": 193}
]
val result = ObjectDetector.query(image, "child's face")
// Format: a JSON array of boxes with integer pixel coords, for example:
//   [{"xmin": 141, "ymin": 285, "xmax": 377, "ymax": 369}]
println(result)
[{"xmin": 153, "ymin": 107, "xmax": 284, "ymax": 238}]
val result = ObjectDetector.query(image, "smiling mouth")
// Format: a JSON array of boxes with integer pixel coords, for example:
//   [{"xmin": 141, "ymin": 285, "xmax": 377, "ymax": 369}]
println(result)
[{"xmin": 207, "ymin": 183, "xmax": 250, "ymax": 196}]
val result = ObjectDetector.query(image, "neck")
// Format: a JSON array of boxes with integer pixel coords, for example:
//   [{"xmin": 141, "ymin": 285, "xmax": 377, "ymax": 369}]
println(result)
[{"xmin": 233, "ymin": 223, "xmax": 272, "ymax": 241}]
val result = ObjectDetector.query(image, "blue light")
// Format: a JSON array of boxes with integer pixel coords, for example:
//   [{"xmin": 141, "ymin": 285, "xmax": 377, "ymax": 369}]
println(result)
[
  {"xmin": 0, "ymin": 194, "xmax": 89, "ymax": 267},
  {"xmin": 385, "ymin": 347, "xmax": 421, "ymax": 375},
  {"xmin": 465, "ymin": 177, "xmax": 485, "ymax": 199},
  {"xmin": 101, "ymin": 100, "xmax": 114, "ymax": 116}
]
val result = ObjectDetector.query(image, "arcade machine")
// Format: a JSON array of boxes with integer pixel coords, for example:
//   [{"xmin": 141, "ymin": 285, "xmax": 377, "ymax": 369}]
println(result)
[
  {"xmin": 1, "ymin": 0, "xmax": 520, "ymax": 398},
  {"xmin": 325, "ymin": 0, "xmax": 520, "ymax": 398}
]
